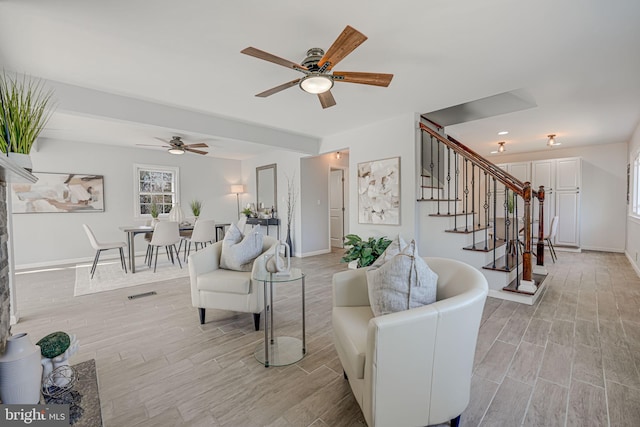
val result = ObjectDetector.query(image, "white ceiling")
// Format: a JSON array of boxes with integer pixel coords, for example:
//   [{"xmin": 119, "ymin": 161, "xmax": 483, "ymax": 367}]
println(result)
[{"xmin": 1, "ymin": 0, "xmax": 639, "ymax": 159}]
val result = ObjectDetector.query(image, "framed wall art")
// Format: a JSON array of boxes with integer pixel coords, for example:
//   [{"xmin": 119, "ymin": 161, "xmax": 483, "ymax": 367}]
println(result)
[
  {"xmin": 357, "ymin": 156, "xmax": 400, "ymax": 225},
  {"xmin": 11, "ymin": 172, "xmax": 105, "ymax": 213}
]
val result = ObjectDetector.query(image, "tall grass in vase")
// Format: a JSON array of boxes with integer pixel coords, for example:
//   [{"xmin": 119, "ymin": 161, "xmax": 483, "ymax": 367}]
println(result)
[{"xmin": 0, "ymin": 72, "xmax": 55, "ymax": 169}]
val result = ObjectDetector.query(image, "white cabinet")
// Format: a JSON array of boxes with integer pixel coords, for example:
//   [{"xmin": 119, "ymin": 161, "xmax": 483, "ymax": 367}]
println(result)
[
  {"xmin": 495, "ymin": 162, "xmax": 531, "ymax": 218},
  {"xmin": 532, "ymin": 157, "xmax": 581, "ymax": 247}
]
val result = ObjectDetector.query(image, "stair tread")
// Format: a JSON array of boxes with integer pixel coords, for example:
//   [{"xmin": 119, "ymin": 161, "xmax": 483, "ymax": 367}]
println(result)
[
  {"xmin": 502, "ymin": 273, "xmax": 548, "ymax": 295},
  {"xmin": 421, "ymin": 185, "xmax": 444, "ymax": 189},
  {"xmin": 429, "ymin": 212, "xmax": 472, "ymax": 217},
  {"xmin": 482, "ymin": 253, "xmax": 522, "ymax": 272},
  {"xmin": 417, "ymin": 198, "xmax": 460, "ymax": 202},
  {"xmin": 463, "ymin": 239, "xmax": 507, "ymax": 252},
  {"xmin": 445, "ymin": 225, "xmax": 490, "ymax": 234}
]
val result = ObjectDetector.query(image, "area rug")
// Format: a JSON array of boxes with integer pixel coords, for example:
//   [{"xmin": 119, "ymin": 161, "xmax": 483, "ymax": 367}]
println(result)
[{"xmin": 74, "ymin": 258, "xmax": 189, "ymax": 296}]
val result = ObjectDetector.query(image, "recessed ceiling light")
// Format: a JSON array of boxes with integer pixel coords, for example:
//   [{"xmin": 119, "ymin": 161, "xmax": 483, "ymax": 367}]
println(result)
[
  {"xmin": 490, "ymin": 150, "xmax": 498, "ymax": 154},
  {"xmin": 498, "ymin": 131, "xmax": 509, "ymax": 136}
]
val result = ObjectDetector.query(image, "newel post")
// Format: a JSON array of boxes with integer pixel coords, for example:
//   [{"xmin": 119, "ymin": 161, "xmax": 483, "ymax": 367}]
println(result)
[
  {"xmin": 522, "ymin": 183, "xmax": 532, "ymax": 283},
  {"xmin": 536, "ymin": 186, "xmax": 545, "ymax": 266}
]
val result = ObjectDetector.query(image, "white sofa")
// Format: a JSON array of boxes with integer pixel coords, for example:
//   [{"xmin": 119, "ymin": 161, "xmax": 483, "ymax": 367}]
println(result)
[
  {"xmin": 332, "ymin": 257, "xmax": 488, "ymax": 427},
  {"xmin": 188, "ymin": 236, "xmax": 277, "ymax": 329}
]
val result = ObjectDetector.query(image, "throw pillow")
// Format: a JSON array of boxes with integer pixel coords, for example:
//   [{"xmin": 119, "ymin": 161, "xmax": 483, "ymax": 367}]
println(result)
[
  {"xmin": 366, "ymin": 240, "xmax": 438, "ymax": 317},
  {"xmin": 220, "ymin": 224, "xmax": 264, "ymax": 271},
  {"xmin": 371, "ymin": 234, "xmax": 408, "ymax": 267}
]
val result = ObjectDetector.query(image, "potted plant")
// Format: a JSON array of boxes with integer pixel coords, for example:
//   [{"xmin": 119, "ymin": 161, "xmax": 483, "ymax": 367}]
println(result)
[
  {"xmin": 0, "ymin": 72, "xmax": 55, "ymax": 170},
  {"xmin": 190, "ymin": 199, "xmax": 202, "ymax": 220},
  {"xmin": 241, "ymin": 207, "xmax": 253, "ymax": 218},
  {"xmin": 150, "ymin": 202, "xmax": 159, "ymax": 226},
  {"xmin": 341, "ymin": 234, "xmax": 392, "ymax": 268}
]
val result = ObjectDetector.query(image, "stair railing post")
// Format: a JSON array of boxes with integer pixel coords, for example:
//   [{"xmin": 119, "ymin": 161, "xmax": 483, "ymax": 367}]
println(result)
[
  {"xmin": 522, "ymin": 183, "xmax": 533, "ymax": 282},
  {"xmin": 484, "ymin": 171, "xmax": 489, "ymax": 250},
  {"xmin": 430, "ymin": 136, "xmax": 435, "ymax": 200},
  {"xmin": 505, "ymin": 187, "xmax": 511, "ymax": 270},
  {"xmin": 536, "ymin": 186, "xmax": 545, "ymax": 266},
  {"xmin": 446, "ymin": 146, "xmax": 451, "ymax": 215},
  {"xmin": 437, "ymin": 139, "xmax": 441, "ymax": 214},
  {"xmin": 454, "ymin": 152, "xmax": 459, "ymax": 231},
  {"xmin": 492, "ymin": 177, "xmax": 497, "ymax": 268}
]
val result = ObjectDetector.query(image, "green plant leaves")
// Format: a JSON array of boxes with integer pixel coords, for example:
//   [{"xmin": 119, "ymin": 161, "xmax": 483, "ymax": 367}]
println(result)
[
  {"xmin": 340, "ymin": 234, "xmax": 392, "ymax": 268},
  {"xmin": 0, "ymin": 73, "xmax": 55, "ymax": 154}
]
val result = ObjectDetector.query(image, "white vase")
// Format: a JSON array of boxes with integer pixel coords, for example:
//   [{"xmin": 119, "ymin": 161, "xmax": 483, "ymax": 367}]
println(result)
[
  {"xmin": 169, "ymin": 203, "xmax": 184, "ymax": 223},
  {"xmin": 0, "ymin": 333, "xmax": 43, "ymax": 404},
  {"xmin": 7, "ymin": 152, "xmax": 33, "ymax": 172}
]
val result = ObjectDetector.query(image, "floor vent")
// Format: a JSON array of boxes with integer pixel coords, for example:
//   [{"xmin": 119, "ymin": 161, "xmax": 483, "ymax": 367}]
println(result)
[{"xmin": 127, "ymin": 291, "xmax": 157, "ymax": 300}]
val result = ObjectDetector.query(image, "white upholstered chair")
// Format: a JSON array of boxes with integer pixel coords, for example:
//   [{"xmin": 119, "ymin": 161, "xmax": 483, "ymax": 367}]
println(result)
[
  {"xmin": 188, "ymin": 235, "xmax": 278, "ymax": 330},
  {"xmin": 332, "ymin": 257, "xmax": 488, "ymax": 427},
  {"xmin": 147, "ymin": 221, "xmax": 182, "ymax": 272},
  {"xmin": 82, "ymin": 224, "xmax": 128, "ymax": 279},
  {"xmin": 545, "ymin": 216, "xmax": 559, "ymax": 263}
]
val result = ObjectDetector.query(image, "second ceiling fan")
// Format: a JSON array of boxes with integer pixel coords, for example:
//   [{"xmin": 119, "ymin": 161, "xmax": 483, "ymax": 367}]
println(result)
[{"xmin": 241, "ymin": 25, "xmax": 393, "ymax": 109}]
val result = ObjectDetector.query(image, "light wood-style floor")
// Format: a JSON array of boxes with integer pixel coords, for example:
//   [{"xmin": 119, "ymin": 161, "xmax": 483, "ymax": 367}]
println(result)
[{"xmin": 11, "ymin": 249, "xmax": 640, "ymax": 426}]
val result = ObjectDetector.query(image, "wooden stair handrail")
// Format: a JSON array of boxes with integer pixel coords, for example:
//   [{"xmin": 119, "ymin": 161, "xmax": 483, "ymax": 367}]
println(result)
[{"xmin": 420, "ymin": 122, "xmax": 528, "ymax": 196}]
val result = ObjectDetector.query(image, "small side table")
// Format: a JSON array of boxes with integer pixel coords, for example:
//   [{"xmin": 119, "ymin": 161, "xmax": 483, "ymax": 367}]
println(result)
[{"xmin": 253, "ymin": 268, "xmax": 306, "ymax": 367}]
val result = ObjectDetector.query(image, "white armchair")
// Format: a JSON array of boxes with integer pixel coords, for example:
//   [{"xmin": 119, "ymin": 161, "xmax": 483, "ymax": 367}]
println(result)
[
  {"xmin": 188, "ymin": 236, "xmax": 277, "ymax": 330},
  {"xmin": 332, "ymin": 257, "xmax": 488, "ymax": 427}
]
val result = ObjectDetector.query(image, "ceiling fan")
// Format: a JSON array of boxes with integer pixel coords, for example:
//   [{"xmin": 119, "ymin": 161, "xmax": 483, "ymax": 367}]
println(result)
[
  {"xmin": 241, "ymin": 25, "xmax": 393, "ymax": 109},
  {"xmin": 137, "ymin": 136, "xmax": 209, "ymax": 155}
]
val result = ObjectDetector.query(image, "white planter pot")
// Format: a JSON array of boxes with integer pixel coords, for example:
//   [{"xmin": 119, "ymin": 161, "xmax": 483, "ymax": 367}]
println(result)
[
  {"xmin": 7, "ymin": 152, "xmax": 33, "ymax": 172},
  {"xmin": 348, "ymin": 260, "xmax": 359, "ymax": 269},
  {"xmin": 0, "ymin": 333, "xmax": 43, "ymax": 404}
]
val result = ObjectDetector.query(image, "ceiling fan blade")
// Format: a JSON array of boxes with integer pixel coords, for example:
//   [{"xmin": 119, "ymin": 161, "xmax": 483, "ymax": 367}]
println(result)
[
  {"xmin": 332, "ymin": 71, "xmax": 394, "ymax": 87},
  {"xmin": 256, "ymin": 79, "xmax": 301, "ymax": 97},
  {"xmin": 241, "ymin": 47, "xmax": 307, "ymax": 72},
  {"xmin": 318, "ymin": 90, "xmax": 336, "ymax": 109},
  {"xmin": 137, "ymin": 143, "xmax": 171, "ymax": 148},
  {"xmin": 318, "ymin": 26, "xmax": 367, "ymax": 71},
  {"xmin": 154, "ymin": 137, "xmax": 170, "ymax": 144},
  {"xmin": 184, "ymin": 143, "xmax": 209, "ymax": 148},
  {"xmin": 184, "ymin": 147, "xmax": 208, "ymax": 155}
]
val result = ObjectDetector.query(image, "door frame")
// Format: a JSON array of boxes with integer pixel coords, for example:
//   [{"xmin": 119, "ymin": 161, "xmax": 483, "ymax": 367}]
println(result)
[{"xmin": 328, "ymin": 166, "xmax": 348, "ymax": 250}]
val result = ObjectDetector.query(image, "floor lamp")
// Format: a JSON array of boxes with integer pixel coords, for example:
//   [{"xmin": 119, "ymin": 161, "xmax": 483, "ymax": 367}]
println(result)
[{"xmin": 231, "ymin": 185, "xmax": 244, "ymax": 220}]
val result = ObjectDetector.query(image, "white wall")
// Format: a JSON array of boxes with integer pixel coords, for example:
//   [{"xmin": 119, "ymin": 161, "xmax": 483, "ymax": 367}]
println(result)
[
  {"xmin": 495, "ymin": 142, "xmax": 628, "ymax": 252},
  {"xmin": 299, "ymin": 152, "xmax": 349, "ymax": 256},
  {"xmin": 13, "ymin": 138, "xmax": 241, "ymax": 267},
  {"xmin": 627, "ymin": 120, "xmax": 640, "ymax": 274},
  {"xmin": 240, "ymin": 149, "xmax": 305, "ymax": 255},
  {"xmin": 320, "ymin": 112, "xmax": 418, "ymax": 242}
]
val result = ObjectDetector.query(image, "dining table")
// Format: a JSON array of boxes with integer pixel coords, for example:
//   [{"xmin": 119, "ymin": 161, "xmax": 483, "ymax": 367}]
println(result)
[{"xmin": 119, "ymin": 222, "xmax": 230, "ymax": 273}]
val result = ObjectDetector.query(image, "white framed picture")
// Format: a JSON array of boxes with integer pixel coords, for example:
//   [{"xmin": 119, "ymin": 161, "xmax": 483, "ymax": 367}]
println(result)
[{"xmin": 357, "ymin": 157, "xmax": 400, "ymax": 225}]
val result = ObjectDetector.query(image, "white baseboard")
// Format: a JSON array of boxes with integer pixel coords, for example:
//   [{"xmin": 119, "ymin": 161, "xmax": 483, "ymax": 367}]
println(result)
[
  {"xmin": 625, "ymin": 251, "xmax": 640, "ymax": 278},
  {"xmin": 300, "ymin": 248, "xmax": 331, "ymax": 258},
  {"xmin": 16, "ymin": 250, "xmax": 147, "ymax": 270},
  {"xmin": 581, "ymin": 246, "xmax": 625, "ymax": 253}
]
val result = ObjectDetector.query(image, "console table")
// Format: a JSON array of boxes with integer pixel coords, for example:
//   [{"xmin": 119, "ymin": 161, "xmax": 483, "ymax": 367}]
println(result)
[{"xmin": 246, "ymin": 217, "xmax": 280, "ymax": 239}]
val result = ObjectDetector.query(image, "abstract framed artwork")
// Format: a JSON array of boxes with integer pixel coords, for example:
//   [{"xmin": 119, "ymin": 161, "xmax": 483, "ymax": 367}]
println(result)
[
  {"xmin": 11, "ymin": 172, "xmax": 105, "ymax": 213},
  {"xmin": 357, "ymin": 156, "xmax": 400, "ymax": 225}
]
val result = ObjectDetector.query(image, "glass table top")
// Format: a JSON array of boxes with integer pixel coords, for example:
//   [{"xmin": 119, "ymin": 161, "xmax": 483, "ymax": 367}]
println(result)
[{"xmin": 252, "ymin": 267, "xmax": 304, "ymax": 283}]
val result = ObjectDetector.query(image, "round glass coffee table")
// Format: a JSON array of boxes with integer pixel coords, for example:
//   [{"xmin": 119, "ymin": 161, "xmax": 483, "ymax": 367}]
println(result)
[{"xmin": 252, "ymin": 268, "xmax": 306, "ymax": 367}]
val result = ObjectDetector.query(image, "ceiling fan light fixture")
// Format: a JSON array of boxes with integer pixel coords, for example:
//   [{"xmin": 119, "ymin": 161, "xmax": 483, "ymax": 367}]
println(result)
[
  {"xmin": 498, "ymin": 141, "xmax": 506, "ymax": 153},
  {"xmin": 300, "ymin": 75, "xmax": 333, "ymax": 94},
  {"xmin": 168, "ymin": 147, "xmax": 185, "ymax": 155},
  {"xmin": 547, "ymin": 134, "xmax": 560, "ymax": 147}
]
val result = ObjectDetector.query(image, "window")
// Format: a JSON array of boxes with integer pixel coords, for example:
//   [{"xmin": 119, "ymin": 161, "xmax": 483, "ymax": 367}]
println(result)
[
  {"xmin": 633, "ymin": 152, "xmax": 640, "ymax": 217},
  {"xmin": 134, "ymin": 164, "xmax": 179, "ymax": 217}
]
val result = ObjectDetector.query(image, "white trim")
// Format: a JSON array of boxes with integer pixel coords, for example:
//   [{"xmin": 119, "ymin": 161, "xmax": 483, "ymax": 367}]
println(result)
[
  {"xmin": 15, "ymin": 250, "xmax": 148, "ymax": 271},
  {"xmin": 133, "ymin": 163, "xmax": 180, "ymax": 219},
  {"xmin": 581, "ymin": 245, "xmax": 625, "ymax": 253},
  {"xmin": 300, "ymin": 248, "xmax": 331, "ymax": 258},
  {"xmin": 625, "ymin": 250, "xmax": 640, "ymax": 278},
  {"xmin": 10, "ymin": 314, "xmax": 18, "ymax": 326}
]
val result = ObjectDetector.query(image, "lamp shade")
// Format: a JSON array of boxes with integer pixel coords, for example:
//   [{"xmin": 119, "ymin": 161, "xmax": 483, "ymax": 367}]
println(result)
[{"xmin": 231, "ymin": 184, "xmax": 245, "ymax": 194}]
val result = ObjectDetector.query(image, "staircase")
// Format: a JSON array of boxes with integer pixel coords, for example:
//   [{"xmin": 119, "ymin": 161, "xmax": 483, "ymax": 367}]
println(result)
[{"xmin": 416, "ymin": 119, "xmax": 548, "ymax": 305}]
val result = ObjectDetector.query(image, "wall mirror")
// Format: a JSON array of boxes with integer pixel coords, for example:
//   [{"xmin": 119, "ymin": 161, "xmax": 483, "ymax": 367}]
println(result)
[{"xmin": 256, "ymin": 163, "xmax": 277, "ymax": 213}]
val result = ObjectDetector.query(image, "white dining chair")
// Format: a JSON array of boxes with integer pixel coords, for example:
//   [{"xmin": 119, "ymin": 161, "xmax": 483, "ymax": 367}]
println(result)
[
  {"xmin": 82, "ymin": 224, "xmax": 128, "ymax": 279},
  {"xmin": 545, "ymin": 216, "xmax": 559, "ymax": 263},
  {"xmin": 147, "ymin": 221, "xmax": 182, "ymax": 272},
  {"xmin": 182, "ymin": 219, "xmax": 217, "ymax": 262}
]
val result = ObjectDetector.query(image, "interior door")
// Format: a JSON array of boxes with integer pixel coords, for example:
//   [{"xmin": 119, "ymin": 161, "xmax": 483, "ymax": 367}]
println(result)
[
  {"xmin": 555, "ymin": 191, "xmax": 580, "ymax": 246},
  {"xmin": 330, "ymin": 169, "xmax": 345, "ymax": 248}
]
